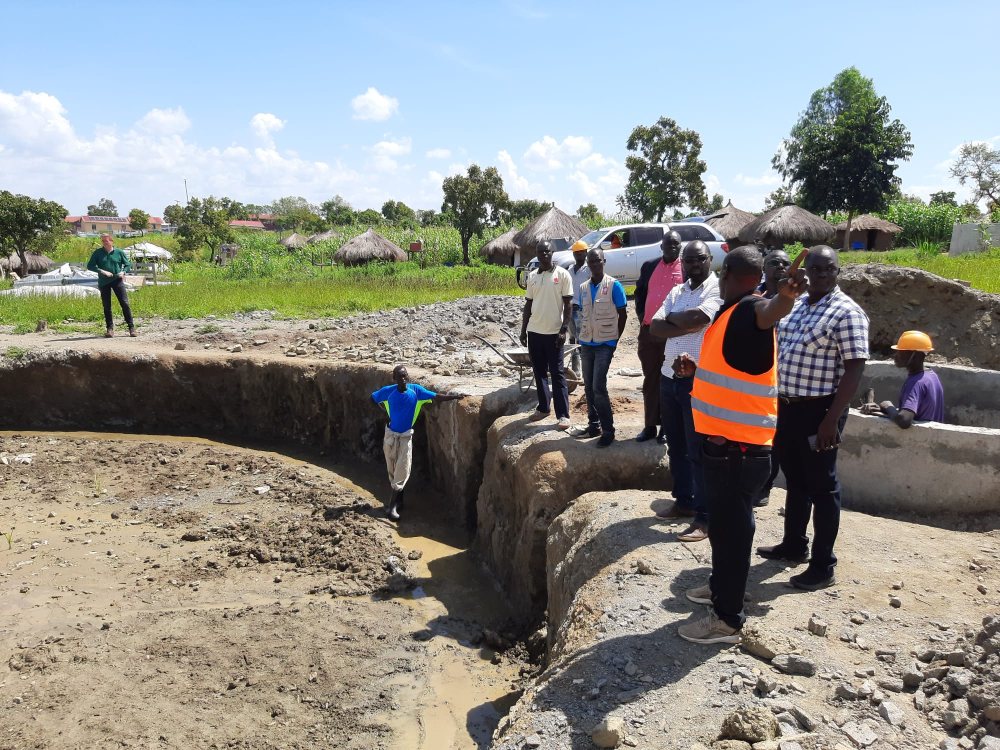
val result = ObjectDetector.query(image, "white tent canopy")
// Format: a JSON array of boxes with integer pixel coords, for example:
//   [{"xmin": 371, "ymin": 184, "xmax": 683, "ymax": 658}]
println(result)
[{"xmin": 123, "ymin": 242, "xmax": 173, "ymax": 260}]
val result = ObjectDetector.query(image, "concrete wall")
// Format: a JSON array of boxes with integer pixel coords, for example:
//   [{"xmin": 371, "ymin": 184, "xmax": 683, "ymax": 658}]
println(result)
[
  {"xmin": 949, "ymin": 223, "xmax": 1000, "ymax": 256},
  {"xmin": 840, "ymin": 412, "xmax": 1000, "ymax": 516},
  {"xmin": 860, "ymin": 360, "xmax": 1000, "ymax": 429}
]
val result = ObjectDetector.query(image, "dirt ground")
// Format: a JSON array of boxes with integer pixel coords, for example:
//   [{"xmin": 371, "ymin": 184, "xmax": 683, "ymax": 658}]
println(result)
[{"xmin": 0, "ymin": 432, "xmax": 522, "ymax": 750}]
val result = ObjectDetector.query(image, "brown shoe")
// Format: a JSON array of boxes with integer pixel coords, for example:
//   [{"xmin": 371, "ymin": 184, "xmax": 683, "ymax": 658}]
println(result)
[
  {"xmin": 656, "ymin": 503, "xmax": 695, "ymax": 520},
  {"xmin": 128, "ymin": 328, "xmax": 137, "ymax": 337},
  {"xmin": 104, "ymin": 329, "xmax": 114, "ymax": 338},
  {"xmin": 678, "ymin": 524, "xmax": 708, "ymax": 543}
]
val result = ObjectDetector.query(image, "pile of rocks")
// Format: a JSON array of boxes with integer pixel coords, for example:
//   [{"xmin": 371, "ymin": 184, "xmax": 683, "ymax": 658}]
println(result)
[{"xmin": 903, "ymin": 615, "xmax": 1000, "ymax": 748}]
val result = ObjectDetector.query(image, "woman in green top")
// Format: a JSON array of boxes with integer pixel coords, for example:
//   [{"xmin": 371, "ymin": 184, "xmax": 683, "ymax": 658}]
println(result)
[{"xmin": 86, "ymin": 234, "xmax": 136, "ymax": 337}]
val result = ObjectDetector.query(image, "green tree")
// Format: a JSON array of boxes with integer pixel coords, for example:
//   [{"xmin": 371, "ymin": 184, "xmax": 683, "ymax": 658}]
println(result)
[
  {"xmin": 929, "ymin": 190, "xmax": 958, "ymax": 207},
  {"xmin": 694, "ymin": 193, "xmax": 725, "ymax": 215},
  {"xmin": 128, "ymin": 208, "xmax": 149, "ymax": 237},
  {"xmin": 270, "ymin": 196, "xmax": 321, "ymax": 232},
  {"xmin": 355, "ymin": 208, "xmax": 383, "ymax": 226},
  {"xmin": 172, "ymin": 197, "xmax": 234, "ymax": 260},
  {"xmin": 506, "ymin": 199, "xmax": 549, "ymax": 224},
  {"xmin": 416, "ymin": 209, "xmax": 451, "ymax": 227},
  {"xmin": 773, "ymin": 67, "xmax": 913, "ymax": 250},
  {"xmin": 218, "ymin": 198, "xmax": 249, "ymax": 220},
  {"xmin": 87, "ymin": 197, "xmax": 118, "ymax": 217},
  {"xmin": 441, "ymin": 164, "xmax": 509, "ymax": 265},
  {"xmin": 949, "ymin": 142, "xmax": 1000, "ymax": 212},
  {"xmin": 321, "ymin": 195, "xmax": 354, "ymax": 225},
  {"xmin": 0, "ymin": 191, "xmax": 67, "ymax": 277},
  {"xmin": 576, "ymin": 203, "xmax": 601, "ymax": 223},
  {"xmin": 381, "ymin": 200, "xmax": 417, "ymax": 226},
  {"xmin": 617, "ymin": 116, "xmax": 707, "ymax": 221}
]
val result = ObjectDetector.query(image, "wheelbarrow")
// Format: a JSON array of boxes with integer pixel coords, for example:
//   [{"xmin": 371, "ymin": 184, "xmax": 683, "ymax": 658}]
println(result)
[{"xmin": 472, "ymin": 331, "xmax": 580, "ymax": 393}]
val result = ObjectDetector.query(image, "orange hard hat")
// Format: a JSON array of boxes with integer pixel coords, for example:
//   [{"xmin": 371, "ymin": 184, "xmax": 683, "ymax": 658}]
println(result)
[
  {"xmin": 890, "ymin": 330, "xmax": 934, "ymax": 352},
  {"xmin": 571, "ymin": 240, "xmax": 588, "ymax": 252}
]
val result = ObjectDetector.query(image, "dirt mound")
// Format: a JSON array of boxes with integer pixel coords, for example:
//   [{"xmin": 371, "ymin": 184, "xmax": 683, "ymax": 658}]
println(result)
[{"xmin": 840, "ymin": 264, "xmax": 1000, "ymax": 369}]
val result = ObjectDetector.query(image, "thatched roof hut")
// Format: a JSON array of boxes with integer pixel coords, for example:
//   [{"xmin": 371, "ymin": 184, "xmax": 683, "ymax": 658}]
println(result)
[
  {"xmin": 737, "ymin": 203, "xmax": 835, "ymax": 248},
  {"xmin": 705, "ymin": 201, "xmax": 756, "ymax": 243},
  {"xmin": 334, "ymin": 229, "xmax": 407, "ymax": 266},
  {"xmin": 1, "ymin": 253, "xmax": 53, "ymax": 275},
  {"xmin": 834, "ymin": 214, "xmax": 903, "ymax": 252},
  {"xmin": 479, "ymin": 227, "xmax": 521, "ymax": 266},
  {"xmin": 279, "ymin": 232, "xmax": 309, "ymax": 250},
  {"xmin": 307, "ymin": 229, "xmax": 340, "ymax": 244},
  {"xmin": 511, "ymin": 206, "xmax": 587, "ymax": 262}
]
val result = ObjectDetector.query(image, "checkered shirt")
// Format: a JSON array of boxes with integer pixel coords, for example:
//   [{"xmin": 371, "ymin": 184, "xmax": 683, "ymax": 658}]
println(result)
[{"xmin": 777, "ymin": 287, "xmax": 870, "ymax": 397}]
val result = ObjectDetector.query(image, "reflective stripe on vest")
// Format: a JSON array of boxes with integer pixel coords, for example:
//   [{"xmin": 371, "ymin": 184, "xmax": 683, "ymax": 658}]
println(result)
[{"xmin": 691, "ymin": 301, "xmax": 777, "ymax": 446}]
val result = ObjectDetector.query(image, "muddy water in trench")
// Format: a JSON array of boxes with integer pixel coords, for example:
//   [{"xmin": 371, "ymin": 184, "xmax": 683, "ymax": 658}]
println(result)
[{"xmin": 2, "ymin": 430, "xmax": 520, "ymax": 750}]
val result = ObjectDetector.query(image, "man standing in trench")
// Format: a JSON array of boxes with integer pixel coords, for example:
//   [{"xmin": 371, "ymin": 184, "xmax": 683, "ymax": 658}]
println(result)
[
  {"xmin": 520, "ymin": 240, "xmax": 574, "ymax": 430},
  {"xmin": 569, "ymin": 249, "xmax": 627, "ymax": 447},
  {"xmin": 634, "ymin": 231, "xmax": 684, "ymax": 442},
  {"xmin": 87, "ymin": 234, "xmax": 136, "ymax": 338},
  {"xmin": 371, "ymin": 365, "xmax": 465, "ymax": 521},
  {"xmin": 757, "ymin": 245, "xmax": 869, "ymax": 591},
  {"xmin": 677, "ymin": 246, "xmax": 806, "ymax": 644}
]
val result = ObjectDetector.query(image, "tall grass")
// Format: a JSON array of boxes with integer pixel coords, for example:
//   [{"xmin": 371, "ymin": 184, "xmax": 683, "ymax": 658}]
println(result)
[{"xmin": 0, "ymin": 262, "xmax": 520, "ymax": 330}]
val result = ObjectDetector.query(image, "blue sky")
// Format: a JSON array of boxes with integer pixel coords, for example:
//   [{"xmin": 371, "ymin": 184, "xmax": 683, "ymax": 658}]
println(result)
[{"xmin": 1, "ymin": 0, "xmax": 997, "ymax": 219}]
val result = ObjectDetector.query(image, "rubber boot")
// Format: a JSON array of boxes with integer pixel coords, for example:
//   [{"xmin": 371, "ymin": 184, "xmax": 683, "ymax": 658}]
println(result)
[{"xmin": 387, "ymin": 490, "xmax": 402, "ymax": 521}]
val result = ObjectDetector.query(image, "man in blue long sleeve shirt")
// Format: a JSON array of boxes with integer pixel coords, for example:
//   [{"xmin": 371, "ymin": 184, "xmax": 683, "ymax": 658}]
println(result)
[{"xmin": 86, "ymin": 234, "xmax": 136, "ymax": 337}]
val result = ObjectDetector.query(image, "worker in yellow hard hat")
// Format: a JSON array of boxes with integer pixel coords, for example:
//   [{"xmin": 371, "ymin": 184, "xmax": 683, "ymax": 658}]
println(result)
[
  {"xmin": 860, "ymin": 330, "xmax": 944, "ymax": 428},
  {"xmin": 567, "ymin": 239, "xmax": 591, "ymax": 377}
]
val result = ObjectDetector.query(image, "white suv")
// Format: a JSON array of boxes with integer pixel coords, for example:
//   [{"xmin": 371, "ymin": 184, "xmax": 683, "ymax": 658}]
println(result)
[{"xmin": 517, "ymin": 222, "xmax": 729, "ymax": 287}]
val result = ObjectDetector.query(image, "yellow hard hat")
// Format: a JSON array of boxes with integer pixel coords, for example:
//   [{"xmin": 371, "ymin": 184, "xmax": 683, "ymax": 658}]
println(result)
[
  {"xmin": 890, "ymin": 330, "xmax": 934, "ymax": 352},
  {"xmin": 571, "ymin": 240, "xmax": 588, "ymax": 252}
]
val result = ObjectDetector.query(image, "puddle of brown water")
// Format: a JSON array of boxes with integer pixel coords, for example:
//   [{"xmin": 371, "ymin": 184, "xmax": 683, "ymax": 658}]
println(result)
[{"xmin": 5, "ymin": 430, "xmax": 520, "ymax": 749}]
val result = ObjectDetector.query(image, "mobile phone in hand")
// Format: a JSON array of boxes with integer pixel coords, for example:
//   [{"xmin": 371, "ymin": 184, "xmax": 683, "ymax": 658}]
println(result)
[{"xmin": 807, "ymin": 432, "xmax": 842, "ymax": 451}]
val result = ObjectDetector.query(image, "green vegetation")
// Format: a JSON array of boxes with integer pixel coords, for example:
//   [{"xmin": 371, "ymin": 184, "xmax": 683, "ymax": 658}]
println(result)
[
  {"xmin": 3, "ymin": 528, "xmax": 13, "ymax": 551},
  {"xmin": 3, "ymin": 346, "xmax": 28, "ymax": 359},
  {"xmin": 841, "ymin": 247, "xmax": 1000, "ymax": 293}
]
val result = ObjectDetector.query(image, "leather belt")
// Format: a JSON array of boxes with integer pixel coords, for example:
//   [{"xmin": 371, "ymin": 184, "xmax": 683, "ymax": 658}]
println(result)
[{"xmin": 779, "ymin": 394, "xmax": 832, "ymax": 404}]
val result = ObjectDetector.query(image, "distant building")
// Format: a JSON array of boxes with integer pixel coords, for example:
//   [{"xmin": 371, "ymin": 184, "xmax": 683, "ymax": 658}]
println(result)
[
  {"xmin": 228, "ymin": 219, "xmax": 266, "ymax": 231},
  {"xmin": 65, "ymin": 215, "xmax": 163, "ymax": 234},
  {"xmin": 248, "ymin": 213, "xmax": 277, "ymax": 230}
]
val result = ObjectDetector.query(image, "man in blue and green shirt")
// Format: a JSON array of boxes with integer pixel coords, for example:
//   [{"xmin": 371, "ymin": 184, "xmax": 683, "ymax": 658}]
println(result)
[
  {"xmin": 371, "ymin": 364, "xmax": 465, "ymax": 521},
  {"xmin": 86, "ymin": 234, "xmax": 136, "ymax": 338}
]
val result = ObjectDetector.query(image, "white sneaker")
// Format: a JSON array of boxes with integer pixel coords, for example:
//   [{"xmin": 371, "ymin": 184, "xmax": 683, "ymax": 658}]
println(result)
[
  {"xmin": 527, "ymin": 410, "xmax": 548, "ymax": 422},
  {"xmin": 556, "ymin": 417, "xmax": 572, "ymax": 431},
  {"xmin": 685, "ymin": 584, "xmax": 712, "ymax": 605},
  {"xmin": 677, "ymin": 611, "xmax": 741, "ymax": 645}
]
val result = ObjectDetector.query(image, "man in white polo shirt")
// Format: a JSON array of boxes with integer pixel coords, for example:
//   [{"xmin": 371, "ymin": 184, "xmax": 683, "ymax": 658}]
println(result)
[
  {"xmin": 520, "ymin": 240, "xmax": 574, "ymax": 429},
  {"xmin": 650, "ymin": 240, "xmax": 722, "ymax": 542}
]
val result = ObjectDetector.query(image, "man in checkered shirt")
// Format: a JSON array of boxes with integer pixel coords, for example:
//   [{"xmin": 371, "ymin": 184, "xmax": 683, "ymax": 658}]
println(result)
[{"xmin": 757, "ymin": 246, "xmax": 869, "ymax": 591}]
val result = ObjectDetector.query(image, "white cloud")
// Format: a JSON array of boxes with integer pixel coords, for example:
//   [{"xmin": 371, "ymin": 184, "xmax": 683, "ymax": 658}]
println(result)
[
  {"xmin": 523, "ymin": 135, "xmax": 593, "ymax": 171},
  {"xmin": 351, "ymin": 87, "xmax": 399, "ymax": 121},
  {"xmin": 250, "ymin": 112, "xmax": 285, "ymax": 142},
  {"xmin": 425, "ymin": 147, "xmax": 451, "ymax": 159},
  {"xmin": 576, "ymin": 152, "xmax": 614, "ymax": 172},
  {"xmin": 0, "ymin": 89, "xmax": 362, "ymax": 213},
  {"xmin": 497, "ymin": 149, "xmax": 541, "ymax": 198},
  {"xmin": 734, "ymin": 171, "xmax": 781, "ymax": 188},
  {"xmin": 136, "ymin": 107, "xmax": 191, "ymax": 136},
  {"xmin": 369, "ymin": 136, "xmax": 412, "ymax": 172}
]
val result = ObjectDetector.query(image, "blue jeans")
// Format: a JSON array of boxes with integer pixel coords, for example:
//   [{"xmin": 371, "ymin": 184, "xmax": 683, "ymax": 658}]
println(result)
[
  {"xmin": 580, "ymin": 344, "xmax": 616, "ymax": 434},
  {"xmin": 703, "ymin": 439, "xmax": 772, "ymax": 629},
  {"xmin": 660, "ymin": 374, "xmax": 707, "ymax": 527}
]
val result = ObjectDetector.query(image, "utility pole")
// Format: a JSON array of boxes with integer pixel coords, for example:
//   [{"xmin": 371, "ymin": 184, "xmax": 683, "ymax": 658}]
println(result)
[{"xmin": 184, "ymin": 179, "xmax": 189, "ymax": 204}]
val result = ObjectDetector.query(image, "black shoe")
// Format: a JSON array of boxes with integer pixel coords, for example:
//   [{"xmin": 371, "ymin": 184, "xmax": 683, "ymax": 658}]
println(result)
[
  {"xmin": 757, "ymin": 544, "xmax": 809, "ymax": 563},
  {"xmin": 387, "ymin": 490, "xmax": 402, "ymax": 521},
  {"xmin": 790, "ymin": 569, "xmax": 836, "ymax": 591},
  {"xmin": 596, "ymin": 433, "xmax": 615, "ymax": 448},
  {"xmin": 753, "ymin": 495, "xmax": 770, "ymax": 507},
  {"xmin": 635, "ymin": 426, "xmax": 657, "ymax": 443},
  {"xmin": 656, "ymin": 433, "xmax": 668, "ymax": 445}
]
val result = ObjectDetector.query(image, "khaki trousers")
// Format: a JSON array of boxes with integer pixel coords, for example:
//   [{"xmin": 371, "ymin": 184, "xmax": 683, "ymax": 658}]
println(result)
[{"xmin": 383, "ymin": 427, "xmax": 413, "ymax": 491}]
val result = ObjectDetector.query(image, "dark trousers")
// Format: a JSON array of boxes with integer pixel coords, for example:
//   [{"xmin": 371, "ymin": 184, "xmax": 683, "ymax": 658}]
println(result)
[
  {"xmin": 754, "ymin": 452, "xmax": 782, "ymax": 503},
  {"xmin": 580, "ymin": 344, "xmax": 616, "ymax": 434},
  {"xmin": 704, "ymin": 438, "xmax": 772, "ymax": 629},
  {"xmin": 660, "ymin": 374, "xmax": 707, "ymax": 527},
  {"xmin": 527, "ymin": 331, "xmax": 569, "ymax": 419},
  {"xmin": 100, "ymin": 278, "xmax": 134, "ymax": 330},
  {"xmin": 775, "ymin": 395, "xmax": 848, "ymax": 578},
  {"xmin": 637, "ymin": 325, "xmax": 665, "ymax": 430}
]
